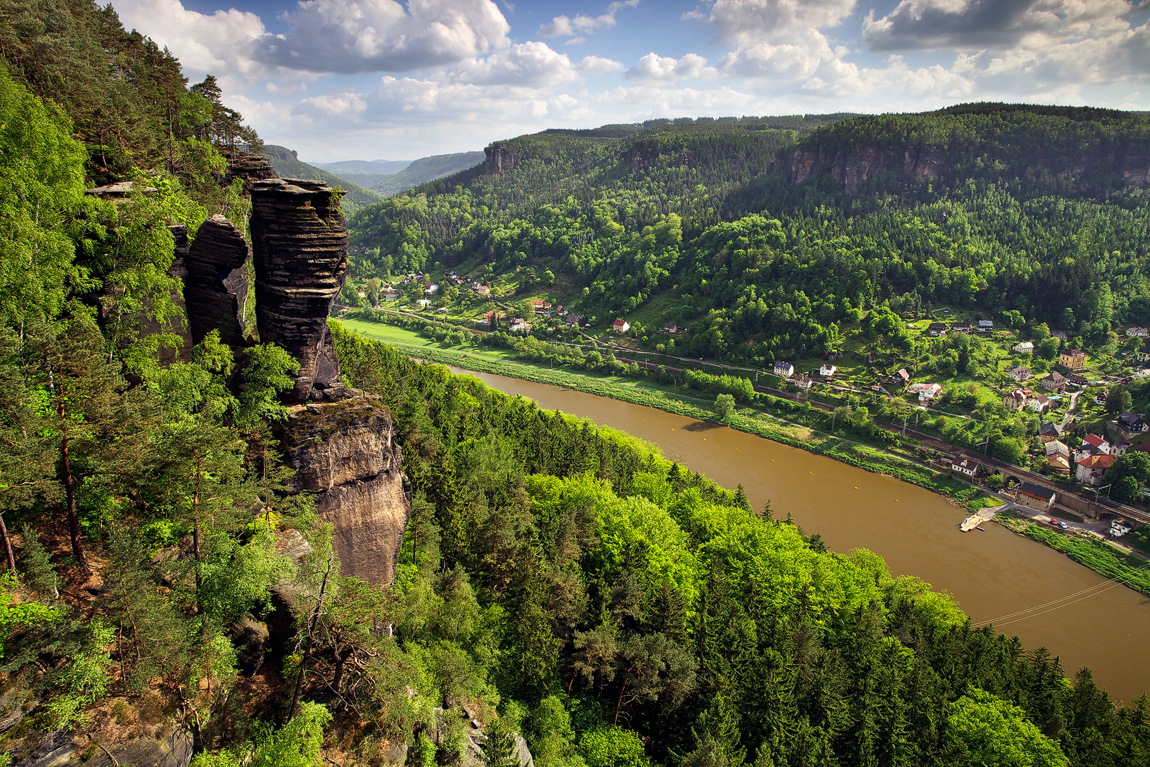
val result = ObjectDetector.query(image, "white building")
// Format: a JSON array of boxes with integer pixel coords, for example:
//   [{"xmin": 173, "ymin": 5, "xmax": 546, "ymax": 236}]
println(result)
[{"xmin": 773, "ymin": 361, "xmax": 794, "ymax": 378}]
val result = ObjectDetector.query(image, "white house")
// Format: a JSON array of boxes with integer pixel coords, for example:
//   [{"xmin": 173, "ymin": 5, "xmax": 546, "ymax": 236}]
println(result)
[
  {"xmin": 794, "ymin": 375, "xmax": 814, "ymax": 390},
  {"xmin": 1007, "ymin": 366, "xmax": 1031, "ymax": 382},
  {"xmin": 774, "ymin": 361, "xmax": 795, "ymax": 378},
  {"xmin": 978, "ymin": 319, "xmax": 994, "ymax": 332},
  {"xmin": 1128, "ymin": 327, "xmax": 1149, "ymax": 338},
  {"xmin": 1013, "ymin": 341, "xmax": 1035, "ymax": 354},
  {"xmin": 819, "ymin": 364, "xmax": 838, "ymax": 378},
  {"xmin": 909, "ymin": 382, "xmax": 943, "ymax": 402},
  {"xmin": 612, "ymin": 319, "xmax": 631, "ymax": 334},
  {"xmin": 950, "ymin": 457, "xmax": 981, "ymax": 477}
]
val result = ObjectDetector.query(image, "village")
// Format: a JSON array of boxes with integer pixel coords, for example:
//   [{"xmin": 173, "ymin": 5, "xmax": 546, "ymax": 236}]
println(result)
[{"xmin": 336, "ymin": 271, "xmax": 1150, "ymax": 549}]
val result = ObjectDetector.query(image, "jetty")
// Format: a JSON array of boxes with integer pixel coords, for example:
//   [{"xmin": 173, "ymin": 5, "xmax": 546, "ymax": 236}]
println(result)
[{"xmin": 960, "ymin": 504, "xmax": 1005, "ymax": 532}]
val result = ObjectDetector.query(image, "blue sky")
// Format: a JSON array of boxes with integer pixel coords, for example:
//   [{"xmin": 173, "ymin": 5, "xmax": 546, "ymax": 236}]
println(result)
[{"xmin": 111, "ymin": 0, "xmax": 1150, "ymax": 163}]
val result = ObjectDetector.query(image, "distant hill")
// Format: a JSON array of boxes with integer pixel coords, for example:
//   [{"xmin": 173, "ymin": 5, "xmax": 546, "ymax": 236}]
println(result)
[
  {"xmin": 350, "ymin": 107, "xmax": 1150, "ymax": 347},
  {"xmin": 262, "ymin": 145, "xmax": 383, "ymax": 214},
  {"xmin": 314, "ymin": 159, "xmax": 411, "ymax": 176},
  {"xmin": 371, "ymin": 151, "xmax": 486, "ymax": 195},
  {"xmin": 312, "ymin": 159, "xmax": 411, "ymax": 190}
]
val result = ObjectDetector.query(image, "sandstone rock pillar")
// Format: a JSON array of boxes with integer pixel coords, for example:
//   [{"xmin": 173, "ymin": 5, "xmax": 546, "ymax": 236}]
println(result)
[
  {"xmin": 185, "ymin": 214, "xmax": 250, "ymax": 348},
  {"xmin": 249, "ymin": 179, "xmax": 348, "ymax": 401}
]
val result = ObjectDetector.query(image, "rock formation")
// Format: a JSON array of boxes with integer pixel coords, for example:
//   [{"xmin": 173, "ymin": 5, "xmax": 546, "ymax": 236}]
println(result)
[
  {"xmin": 786, "ymin": 138, "xmax": 1150, "ymax": 190},
  {"xmin": 222, "ymin": 150, "xmax": 277, "ymax": 192},
  {"xmin": 185, "ymin": 214, "xmax": 250, "ymax": 348},
  {"xmin": 280, "ymin": 389, "xmax": 411, "ymax": 587},
  {"xmin": 250, "ymin": 178, "xmax": 348, "ymax": 401},
  {"xmin": 786, "ymin": 143, "xmax": 948, "ymax": 190},
  {"xmin": 484, "ymin": 145, "xmax": 517, "ymax": 174}
]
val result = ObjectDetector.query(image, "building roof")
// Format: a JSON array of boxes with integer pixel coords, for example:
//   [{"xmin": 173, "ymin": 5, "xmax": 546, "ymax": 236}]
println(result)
[
  {"xmin": 1064, "ymin": 348, "xmax": 1085, "ymax": 357},
  {"xmin": 1039, "ymin": 421, "xmax": 1062, "ymax": 436},
  {"xmin": 613, "ymin": 318, "xmax": 629, "ymax": 327},
  {"xmin": 1083, "ymin": 434, "xmax": 1108, "ymax": 449},
  {"xmin": 1018, "ymin": 482, "xmax": 1056, "ymax": 501},
  {"xmin": 1046, "ymin": 440, "xmax": 1069, "ymax": 457},
  {"xmin": 1077, "ymin": 454, "xmax": 1117, "ymax": 469}
]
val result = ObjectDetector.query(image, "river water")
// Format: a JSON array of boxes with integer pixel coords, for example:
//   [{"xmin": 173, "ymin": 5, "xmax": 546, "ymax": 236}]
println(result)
[{"xmin": 454, "ymin": 368, "xmax": 1150, "ymax": 702}]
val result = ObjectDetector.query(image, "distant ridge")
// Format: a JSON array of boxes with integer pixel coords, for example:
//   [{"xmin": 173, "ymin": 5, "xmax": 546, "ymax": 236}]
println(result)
[
  {"xmin": 370, "ymin": 151, "xmax": 486, "ymax": 195},
  {"xmin": 262, "ymin": 145, "xmax": 383, "ymax": 213}
]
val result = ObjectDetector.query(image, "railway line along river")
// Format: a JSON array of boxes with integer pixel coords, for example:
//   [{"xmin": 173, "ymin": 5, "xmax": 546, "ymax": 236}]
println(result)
[{"xmin": 453, "ymin": 366, "xmax": 1150, "ymax": 702}]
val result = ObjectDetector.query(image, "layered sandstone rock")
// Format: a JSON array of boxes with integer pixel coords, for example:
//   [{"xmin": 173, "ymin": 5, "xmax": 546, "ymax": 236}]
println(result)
[
  {"xmin": 250, "ymin": 178, "xmax": 348, "ymax": 401},
  {"xmin": 223, "ymin": 150, "xmax": 278, "ymax": 191},
  {"xmin": 484, "ymin": 145, "xmax": 517, "ymax": 174},
  {"xmin": 786, "ymin": 138, "xmax": 1150, "ymax": 190},
  {"xmin": 786, "ymin": 143, "xmax": 947, "ymax": 190},
  {"xmin": 185, "ymin": 215, "xmax": 250, "ymax": 348},
  {"xmin": 280, "ymin": 389, "xmax": 411, "ymax": 587}
]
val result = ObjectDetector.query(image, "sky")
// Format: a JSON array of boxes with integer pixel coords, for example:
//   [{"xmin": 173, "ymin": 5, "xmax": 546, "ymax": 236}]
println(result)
[{"xmin": 109, "ymin": 0, "xmax": 1150, "ymax": 163}]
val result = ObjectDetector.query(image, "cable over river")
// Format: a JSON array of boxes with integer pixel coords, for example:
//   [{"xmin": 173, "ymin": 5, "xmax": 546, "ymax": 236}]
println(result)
[{"xmin": 453, "ymin": 367, "xmax": 1150, "ymax": 703}]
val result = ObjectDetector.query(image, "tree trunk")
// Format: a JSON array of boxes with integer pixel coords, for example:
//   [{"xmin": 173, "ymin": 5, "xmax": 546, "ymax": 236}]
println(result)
[
  {"xmin": 61, "ymin": 430, "xmax": 85, "ymax": 568},
  {"xmin": 0, "ymin": 514, "xmax": 15, "ymax": 574},
  {"xmin": 613, "ymin": 678, "xmax": 628, "ymax": 725}
]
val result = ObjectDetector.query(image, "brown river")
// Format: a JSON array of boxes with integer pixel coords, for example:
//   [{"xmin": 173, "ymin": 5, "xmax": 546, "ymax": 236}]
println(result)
[{"xmin": 453, "ymin": 367, "xmax": 1150, "ymax": 703}]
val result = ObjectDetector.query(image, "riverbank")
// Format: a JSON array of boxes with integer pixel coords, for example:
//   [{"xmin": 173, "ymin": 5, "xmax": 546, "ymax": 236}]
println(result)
[
  {"xmin": 996, "ymin": 511, "xmax": 1150, "ymax": 598},
  {"xmin": 335, "ymin": 320, "xmax": 995, "ymax": 513}
]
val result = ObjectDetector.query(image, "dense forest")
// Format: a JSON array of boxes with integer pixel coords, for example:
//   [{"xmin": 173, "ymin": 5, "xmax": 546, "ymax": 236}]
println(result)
[
  {"xmin": 2, "ymin": 0, "xmax": 1150, "ymax": 764},
  {"xmin": 348, "ymin": 106, "xmax": 1150, "ymax": 365}
]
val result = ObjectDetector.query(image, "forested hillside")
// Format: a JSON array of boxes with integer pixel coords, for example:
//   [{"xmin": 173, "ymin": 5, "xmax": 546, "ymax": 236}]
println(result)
[
  {"xmin": 349, "ymin": 106, "xmax": 1150, "ymax": 365},
  {"xmin": 3, "ymin": 1, "xmax": 1150, "ymax": 764}
]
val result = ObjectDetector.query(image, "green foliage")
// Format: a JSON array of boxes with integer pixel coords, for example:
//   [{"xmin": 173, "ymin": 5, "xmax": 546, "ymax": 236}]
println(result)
[
  {"xmin": 192, "ymin": 702, "xmax": 333, "ymax": 767},
  {"xmin": 484, "ymin": 716, "xmax": 521, "ymax": 767},
  {"xmin": 579, "ymin": 727, "xmax": 649, "ymax": 767},
  {"xmin": 947, "ymin": 688, "xmax": 1069, "ymax": 767},
  {"xmin": 45, "ymin": 619, "xmax": 114, "ymax": 728},
  {"xmin": 0, "ymin": 64, "xmax": 89, "ymax": 328},
  {"xmin": 713, "ymin": 393, "xmax": 736, "ymax": 420},
  {"xmin": 0, "ymin": 573, "xmax": 57, "ymax": 659},
  {"xmin": 236, "ymin": 343, "xmax": 301, "ymax": 428}
]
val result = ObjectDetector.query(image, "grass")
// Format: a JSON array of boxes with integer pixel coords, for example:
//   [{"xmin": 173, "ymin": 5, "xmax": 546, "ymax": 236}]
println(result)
[{"xmin": 997, "ymin": 511, "xmax": 1150, "ymax": 598}]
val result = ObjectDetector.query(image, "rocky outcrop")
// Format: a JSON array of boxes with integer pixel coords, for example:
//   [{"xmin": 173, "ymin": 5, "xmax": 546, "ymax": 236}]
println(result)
[
  {"xmin": 280, "ymin": 389, "xmax": 410, "ymax": 587},
  {"xmin": 433, "ymin": 706, "xmax": 534, "ymax": 767},
  {"xmin": 184, "ymin": 215, "xmax": 250, "ymax": 348},
  {"xmin": 484, "ymin": 145, "xmax": 517, "ymax": 174},
  {"xmin": 223, "ymin": 150, "xmax": 278, "ymax": 191},
  {"xmin": 82, "ymin": 727, "xmax": 193, "ymax": 767},
  {"xmin": 786, "ymin": 138, "xmax": 1150, "ymax": 190},
  {"xmin": 786, "ymin": 143, "xmax": 947, "ymax": 190},
  {"xmin": 250, "ymin": 178, "xmax": 348, "ymax": 401}
]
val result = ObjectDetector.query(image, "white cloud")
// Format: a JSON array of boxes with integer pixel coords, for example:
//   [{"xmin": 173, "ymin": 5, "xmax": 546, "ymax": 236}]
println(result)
[
  {"xmin": 694, "ymin": 0, "xmax": 856, "ymax": 45},
  {"xmin": 539, "ymin": 0, "xmax": 640, "ymax": 39},
  {"xmin": 625, "ymin": 53, "xmax": 718, "ymax": 82},
  {"xmin": 113, "ymin": 0, "xmax": 269, "ymax": 82},
  {"xmin": 577, "ymin": 56, "xmax": 626, "ymax": 75},
  {"xmin": 451, "ymin": 42, "xmax": 579, "ymax": 88},
  {"xmin": 256, "ymin": 0, "xmax": 512, "ymax": 74}
]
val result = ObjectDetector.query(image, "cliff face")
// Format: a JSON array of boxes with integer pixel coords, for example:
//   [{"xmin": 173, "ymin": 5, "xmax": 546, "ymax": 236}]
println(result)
[
  {"xmin": 281, "ymin": 390, "xmax": 411, "ymax": 587},
  {"xmin": 484, "ymin": 145, "xmax": 517, "ymax": 174},
  {"xmin": 786, "ymin": 139, "xmax": 1150, "ymax": 190},
  {"xmin": 185, "ymin": 214, "xmax": 250, "ymax": 348},
  {"xmin": 250, "ymin": 178, "xmax": 348, "ymax": 401},
  {"xmin": 786, "ymin": 144, "xmax": 947, "ymax": 190}
]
